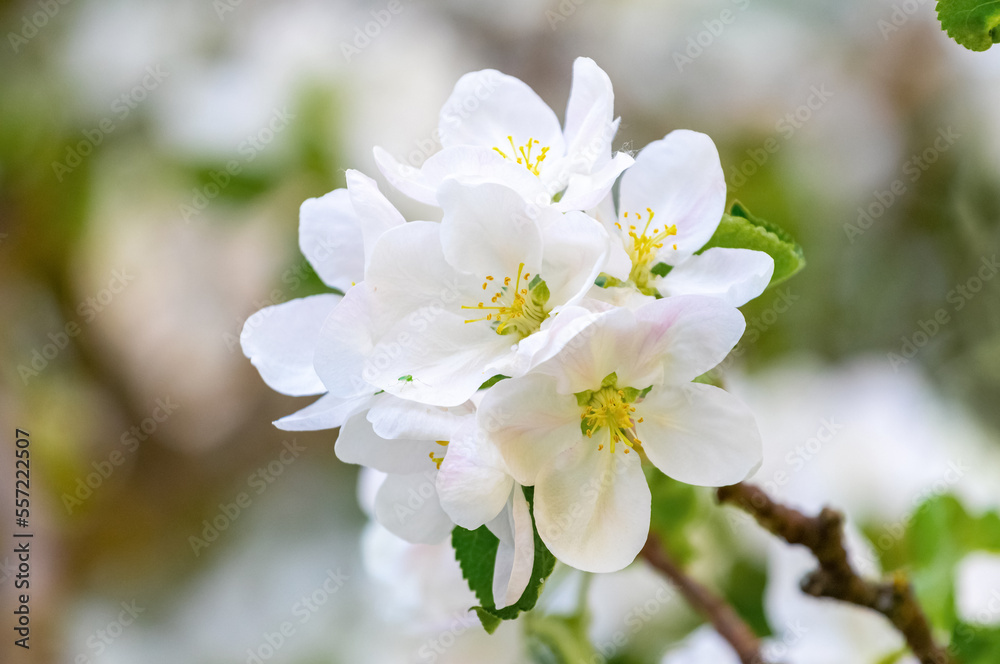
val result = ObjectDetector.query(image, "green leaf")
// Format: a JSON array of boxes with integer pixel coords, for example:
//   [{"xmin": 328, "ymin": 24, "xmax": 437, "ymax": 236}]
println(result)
[
  {"xmin": 451, "ymin": 486, "xmax": 557, "ymax": 633},
  {"xmin": 699, "ymin": 203, "xmax": 805, "ymax": 287},
  {"xmin": 478, "ymin": 374, "xmax": 510, "ymax": 390},
  {"xmin": 898, "ymin": 494, "xmax": 1000, "ymax": 630},
  {"xmin": 937, "ymin": 0, "xmax": 1000, "ymax": 51},
  {"xmin": 951, "ymin": 624, "xmax": 1000, "ymax": 662}
]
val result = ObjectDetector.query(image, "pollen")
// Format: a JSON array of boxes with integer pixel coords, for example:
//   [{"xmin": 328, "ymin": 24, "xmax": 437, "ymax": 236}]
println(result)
[
  {"xmin": 429, "ymin": 440, "xmax": 449, "ymax": 469},
  {"xmin": 580, "ymin": 385, "xmax": 642, "ymax": 455},
  {"xmin": 615, "ymin": 207, "xmax": 678, "ymax": 295},
  {"xmin": 461, "ymin": 262, "xmax": 551, "ymax": 340},
  {"xmin": 493, "ymin": 136, "xmax": 550, "ymax": 176}
]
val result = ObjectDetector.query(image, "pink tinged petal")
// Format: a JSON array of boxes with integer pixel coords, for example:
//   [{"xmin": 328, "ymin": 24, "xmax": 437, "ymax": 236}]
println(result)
[
  {"xmin": 533, "ymin": 307, "xmax": 648, "ymax": 394},
  {"xmin": 657, "ymin": 248, "xmax": 774, "ymax": 307},
  {"xmin": 298, "ymin": 189, "xmax": 364, "ymax": 291},
  {"xmin": 637, "ymin": 383, "xmax": 763, "ymax": 487},
  {"xmin": 240, "ymin": 294, "xmax": 342, "ymax": 396},
  {"xmin": 336, "ymin": 410, "xmax": 442, "ymax": 474},
  {"xmin": 374, "ymin": 471, "xmax": 454, "ymax": 544},
  {"xmin": 487, "ymin": 487, "xmax": 535, "ymax": 610},
  {"xmin": 618, "ymin": 130, "xmax": 726, "ymax": 265},
  {"xmin": 632, "ymin": 295, "xmax": 746, "ymax": 385},
  {"xmin": 344, "ymin": 169, "xmax": 405, "ymax": 269},
  {"xmin": 436, "ymin": 426, "xmax": 513, "ymax": 530},
  {"xmin": 438, "ymin": 180, "xmax": 543, "ymax": 278},
  {"xmin": 438, "ymin": 69, "xmax": 565, "ymax": 156},
  {"xmin": 274, "ymin": 392, "xmax": 372, "ymax": 431},
  {"xmin": 562, "ymin": 57, "xmax": 617, "ymax": 173},
  {"xmin": 534, "ymin": 441, "xmax": 650, "ymax": 573},
  {"xmin": 554, "ymin": 150, "xmax": 634, "ymax": 213},
  {"xmin": 478, "ymin": 373, "xmax": 582, "ymax": 486}
]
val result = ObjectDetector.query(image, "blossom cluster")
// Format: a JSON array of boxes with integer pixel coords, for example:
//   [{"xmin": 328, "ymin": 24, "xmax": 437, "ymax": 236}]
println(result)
[{"xmin": 242, "ymin": 58, "xmax": 771, "ymax": 609}]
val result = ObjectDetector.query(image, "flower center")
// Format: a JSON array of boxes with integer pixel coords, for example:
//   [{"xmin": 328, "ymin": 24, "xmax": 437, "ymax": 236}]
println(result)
[
  {"xmin": 428, "ymin": 440, "xmax": 448, "ymax": 469},
  {"xmin": 614, "ymin": 208, "xmax": 678, "ymax": 295},
  {"xmin": 462, "ymin": 262, "xmax": 551, "ymax": 340},
  {"xmin": 576, "ymin": 373, "xmax": 645, "ymax": 454},
  {"xmin": 493, "ymin": 136, "xmax": 550, "ymax": 176}
]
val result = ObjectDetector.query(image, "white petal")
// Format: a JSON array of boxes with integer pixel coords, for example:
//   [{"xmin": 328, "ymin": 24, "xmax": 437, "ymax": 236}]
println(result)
[
  {"xmin": 374, "ymin": 145, "xmax": 546, "ymax": 207},
  {"xmin": 298, "ymin": 189, "xmax": 364, "ymax": 291},
  {"xmin": 554, "ymin": 150, "xmax": 633, "ymax": 213},
  {"xmin": 374, "ymin": 471, "xmax": 454, "ymax": 544},
  {"xmin": 436, "ymin": 426, "xmax": 513, "ymax": 530},
  {"xmin": 344, "ymin": 169, "xmax": 405, "ymax": 269},
  {"xmin": 658, "ymin": 248, "xmax": 774, "ymax": 307},
  {"xmin": 438, "ymin": 68, "xmax": 565, "ymax": 157},
  {"xmin": 336, "ymin": 409, "xmax": 442, "ymax": 474},
  {"xmin": 478, "ymin": 373, "xmax": 582, "ymax": 486},
  {"xmin": 619, "ymin": 130, "xmax": 726, "ymax": 264},
  {"xmin": 274, "ymin": 392, "xmax": 371, "ymax": 431},
  {"xmin": 439, "ymin": 180, "xmax": 543, "ymax": 278},
  {"xmin": 534, "ymin": 441, "xmax": 650, "ymax": 573},
  {"xmin": 240, "ymin": 294, "xmax": 342, "ymax": 396},
  {"xmin": 563, "ymin": 57, "xmax": 616, "ymax": 173},
  {"xmin": 538, "ymin": 210, "xmax": 615, "ymax": 308},
  {"xmin": 313, "ymin": 283, "xmax": 385, "ymax": 399},
  {"xmin": 367, "ymin": 397, "xmax": 471, "ymax": 441},
  {"xmin": 638, "ymin": 383, "xmax": 762, "ymax": 486},
  {"xmin": 633, "ymin": 295, "xmax": 746, "ymax": 385},
  {"xmin": 488, "ymin": 487, "xmax": 535, "ymax": 610}
]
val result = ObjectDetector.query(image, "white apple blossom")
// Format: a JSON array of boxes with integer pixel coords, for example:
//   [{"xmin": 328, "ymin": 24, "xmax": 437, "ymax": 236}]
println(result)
[
  {"xmin": 240, "ymin": 169, "xmax": 403, "ymax": 431},
  {"xmin": 374, "ymin": 57, "xmax": 633, "ymax": 213},
  {"xmin": 341, "ymin": 396, "xmax": 535, "ymax": 609},
  {"xmin": 316, "ymin": 178, "xmax": 625, "ymax": 408},
  {"xmin": 594, "ymin": 130, "xmax": 774, "ymax": 307},
  {"xmin": 477, "ymin": 296, "xmax": 762, "ymax": 573}
]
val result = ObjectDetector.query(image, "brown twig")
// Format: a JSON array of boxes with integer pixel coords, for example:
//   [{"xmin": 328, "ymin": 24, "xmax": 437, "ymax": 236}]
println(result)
[
  {"xmin": 717, "ymin": 482, "xmax": 951, "ymax": 664},
  {"xmin": 641, "ymin": 531, "xmax": 769, "ymax": 664}
]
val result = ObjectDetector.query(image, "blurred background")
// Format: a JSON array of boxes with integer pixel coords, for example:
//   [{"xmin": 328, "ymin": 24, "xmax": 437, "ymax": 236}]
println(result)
[{"xmin": 2, "ymin": 0, "xmax": 1000, "ymax": 662}]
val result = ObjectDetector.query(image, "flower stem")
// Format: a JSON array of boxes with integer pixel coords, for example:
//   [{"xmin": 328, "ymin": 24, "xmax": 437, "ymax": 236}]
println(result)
[
  {"xmin": 640, "ymin": 531, "xmax": 769, "ymax": 664},
  {"xmin": 717, "ymin": 482, "xmax": 952, "ymax": 664}
]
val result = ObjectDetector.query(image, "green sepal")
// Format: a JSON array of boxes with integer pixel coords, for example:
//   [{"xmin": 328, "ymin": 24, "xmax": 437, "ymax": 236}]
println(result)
[
  {"xmin": 699, "ymin": 202, "xmax": 805, "ymax": 287},
  {"xmin": 451, "ymin": 486, "xmax": 557, "ymax": 633},
  {"xmin": 937, "ymin": 0, "xmax": 1000, "ymax": 51},
  {"xmin": 398, "ymin": 374, "xmax": 413, "ymax": 382},
  {"xmin": 650, "ymin": 262, "xmax": 672, "ymax": 278},
  {"xmin": 530, "ymin": 279, "xmax": 551, "ymax": 308}
]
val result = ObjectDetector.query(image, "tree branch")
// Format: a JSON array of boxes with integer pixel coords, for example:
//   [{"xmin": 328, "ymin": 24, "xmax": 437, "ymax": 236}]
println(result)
[
  {"xmin": 716, "ymin": 482, "xmax": 951, "ymax": 664},
  {"xmin": 641, "ymin": 531, "xmax": 769, "ymax": 664}
]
